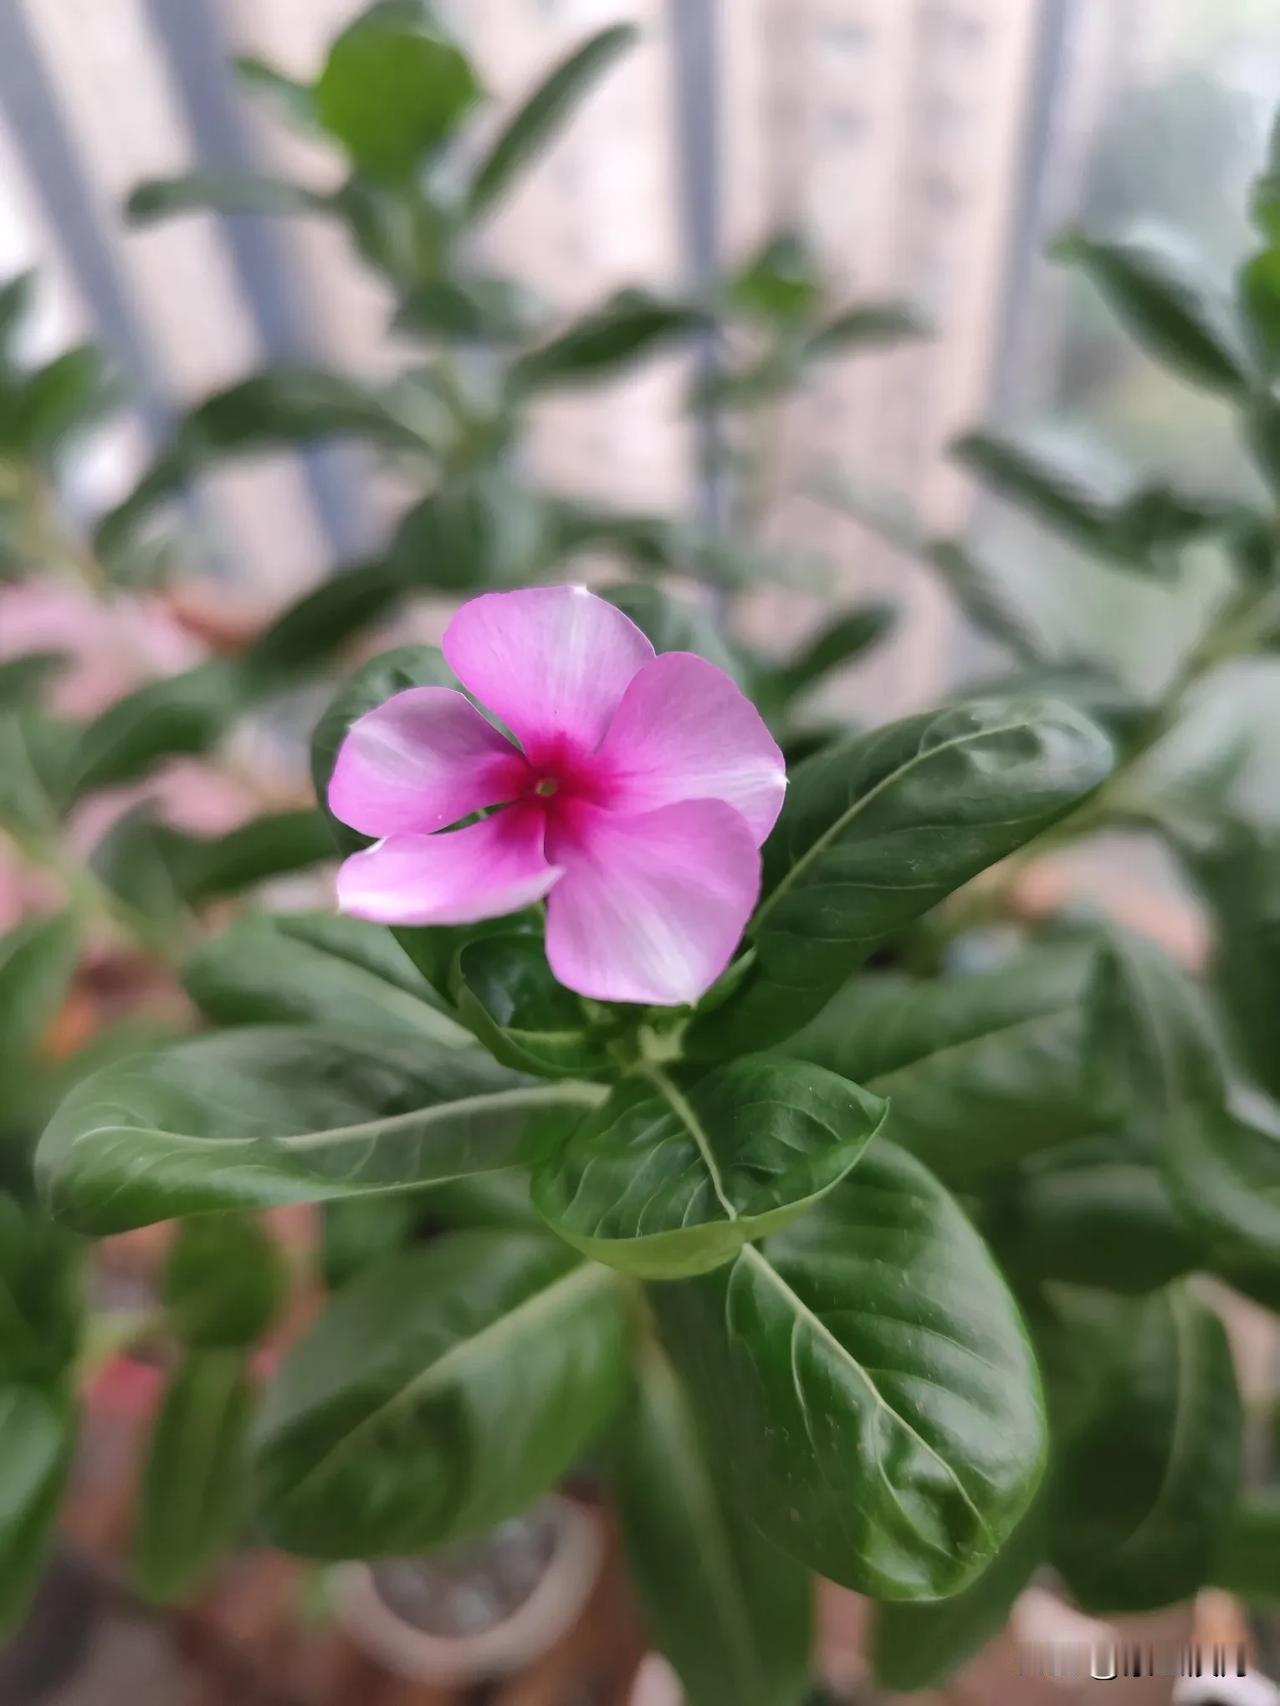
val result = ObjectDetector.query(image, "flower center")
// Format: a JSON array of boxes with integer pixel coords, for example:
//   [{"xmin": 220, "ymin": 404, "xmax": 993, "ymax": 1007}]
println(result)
[{"xmin": 533, "ymin": 776, "xmax": 559, "ymax": 798}]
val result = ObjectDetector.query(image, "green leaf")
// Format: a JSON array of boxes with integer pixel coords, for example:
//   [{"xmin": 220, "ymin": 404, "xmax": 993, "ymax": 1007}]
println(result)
[
  {"xmin": 1049, "ymin": 1285, "xmax": 1241, "ymax": 1611},
  {"xmin": 870, "ymin": 1495, "xmax": 1044, "ymax": 1692},
  {"xmin": 1005, "ymin": 1132, "xmax": 1201, "ymax": 1293},
  {"xmin": 1184, "ymin": 825, "xmax": 1280, "ymax": 1101},
  {"xmin": 755, "ymin": 604, "xmax": 896, "ymax": 711},
  {"xmin": 0, "ymin": 1386, "xmax": 76, "ymax": 1640},
  {"xmin": 0, "ymin": 912, "xmax": 80, "ymax": 1083},
  {"xmin": 245, "ymin": 561, "xmax": 407, "ymax": 693},
  {"xmin": 0, "ymin": 651, "xmax": 67, "ymax": 711},
  {"xmin": 467, "ymin": 24, "xmax": 637, "ymax": 217},
  {"xmin": 454, "ymin": 933, "xmax": 609, "ymax": 1078},
  {"xmin": 1166, "ymin": 1094, "xmax": 1280, "ymax": 1275},
  {"xmin": 689, "ymin": 698, "xmax": 1112, "ymax": 1055},
  {"xmin": 92, "ymin": 806, "xmax": 334, "ymax": 918},
  {"xmin": 1251, "ymin": 110, "xmax": 1280, "ymax": 241},
  {"xmin": 0, "ymin": 272, "xmax": 34, "ymax": 369},
  {"xmin": 777, "ymin": 941, "xmax": 1119, "ymax": 1179},
  {"xmin": 37, "ymin": 1026, "xmax": 599, "ymax": 1231},
  {"xmin": 805, "ymin": 302, "xmax": 925, "ymax": 358},
  {"xmin": 651, "ymin": 1142, "xmax": 1047, "ymax": 1598},
  {"xmin": 0, "ymin": 710, "xmax": 74, "ymax": 835},
  {"xmin": 1054, "ymin": 228, "xmax": 1253, "ymax": 395},
  {"xmin": 393, "ymin": 274, "xmax": 546, "ymax": 343},
  {"xmin": 389, "ymin": 474, "xmax": 554, "ymax": 592},
  {"xmin": 65, "ymin": 660, "xmax": 241, "ymax": 798},
  {"xmin": 613, "ymin": 1337, "xmax": 812, "ymax": 1706},
  {"xmin": 925, "ymin": 539, "xmax": 1046, "ymax": 663},
  {"xmin": 602, "ymin": 581, "xmax": 745, "ymax": 680},
  {"xmin": 163, "ymin": 1215, "xmax": 286, "ymax": 1350},
  {"xmin": 8, "ymin": 347, "xmax": 114, "ymax": 458},
  {"xmin": 0, "ymin": 1195, "xmax": 83, "ymax": 1385},
  {"xmin": 126, "ymin": 171, "xmax": 330, "ymax": 226},
  {"xmin": 726, "ymin": 232, "xmax": 822, "ymax": 324},
  {"xmin": 1239, "ymin": 246, "xmax": 1280, "ymax": 379},
  {"xmin": 315, "ymin": 11, "xmax": 480, "ymax": 179},
  {"xmin": 132, "ymin": 1351, "xmax": 252, "ymax": 1603},
  {"xmin": 511, "ymin": 289, "xmax": 708, "ymax": 392},
  {"xmin": 1212, "ymin": 1492, "xmax": 1280, "ymax": 1606},
  {"xmin": 533, "ymin": 1058, "xmax": 886, "ymax": 1278},
  {"xmin": 253, "ymin": 1232, "xmax": 627, "ymax": 1555},
  {"xmin": 184, "ymin": 911, "xmax": 469, "ymax": 1048}
]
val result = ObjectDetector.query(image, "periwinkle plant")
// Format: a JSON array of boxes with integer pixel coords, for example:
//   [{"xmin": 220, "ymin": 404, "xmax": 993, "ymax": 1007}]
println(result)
[{"xmin": 2, "ymin": 6, "xmax": 1279, "ymax": 1702}]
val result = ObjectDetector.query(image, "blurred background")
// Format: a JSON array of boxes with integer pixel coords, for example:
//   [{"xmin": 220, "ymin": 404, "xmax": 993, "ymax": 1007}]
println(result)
[{"xmin": 3, "ymin": 0, "xmax": 1278, "ymax": 708}]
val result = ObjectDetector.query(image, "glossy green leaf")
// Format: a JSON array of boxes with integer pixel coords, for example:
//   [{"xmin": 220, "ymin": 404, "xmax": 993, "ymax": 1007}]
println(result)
[
  {"xmin": 1167, "ymin": 1094, "xmax": 1280, "ymax": 1274},
  {"xmin": 1049, "ymin": 1285, "xmax": 1241, "ymax": 1612},
  {"xmin": 1212, "ymin": 1492, "xmax": 1280, "ymax": 1606},
  {"xmin": 511, "ymin": 289, "xmax": 708, "ymax": 393},
  {"xmin": 1184, "ymin": 825, "xmax": 1280, "ymax": 1101},
  {"xmin": 0, "ymin": 1386, "xmax": 75, "ymax": 1640},
  {"xmin": 133, "ymin": 1351, "xmax": 252, "ymax": 1603},
  {"xmin": 534, "ymin": 1058, "xmax": 885, "ymax": 1278},
  {"xmin": 613, "ymin": 1337, "xmax": 812, "ymax": 1706},
  {"xmin": 1054, "ymin": 229, "xmax": 1253, "ymax": 395},
  {"xmin": 163, "ymin": 1215, "xmax": 286, "ymax": 1350},
  {"xmin": 652, "ymin": 1142, "xmax": 1047, "ymax": 1598},
  {"xmin": 467, "ymin": 24, "xmax": 637, "ymax": 216},
  {"xmin": 689, "ymin": 698, "xmax": 1112, "ymax": 1055},
  {"xmin": 454, "ymin": 933, "xmax": 609, "ymax": 1078},
  {"xmin": 253, "ymin": 1232, "xmax": 627, "ymax": 1555},
  {"xmin": 184, "ymin": 911, "xmax": 469, "ymax": 1048},
  {"xmin": 126, "ymin": 171, "xmax": 330, "ymax": 225},
  {"xmin": 870, "ymin": 1495, "xmax": 1044, "ymax": 1692},
  {"xmin": 777, "ymin": 941, "xmax": 1118, "ymax": 1179},
  {"xmin": 37, "ymin": 1025, "xmax": 599, "ymax": 1231},
  {"xmin": 314, "ymin": 11, "xmax": 480, "ymax": 178}
]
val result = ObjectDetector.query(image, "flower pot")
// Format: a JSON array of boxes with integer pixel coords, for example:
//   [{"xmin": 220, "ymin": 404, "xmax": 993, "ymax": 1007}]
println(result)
[{"xmin": 331, "ymin": 1494, "xmax": 605, "ymax": 1686}]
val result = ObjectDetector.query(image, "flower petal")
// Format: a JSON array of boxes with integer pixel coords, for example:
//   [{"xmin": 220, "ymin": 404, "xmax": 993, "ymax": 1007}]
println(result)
[
  {"xmin": 443, "ymin": 586, "xmax": 654, "ymax": 760},
  {"xmin": 336, "ymin": 806, "xmax": 561, "ymax": 926},
  {"xmin": 596, "ymin": 652, "xmax": 787, "ymax": 846},
  {"xmin": 544, "ymin": 799, "xmax": 760, "ymax": 1005},
  {"xmin": 328, "ymin": 687, "xmax": 527, "ymax": 837}
]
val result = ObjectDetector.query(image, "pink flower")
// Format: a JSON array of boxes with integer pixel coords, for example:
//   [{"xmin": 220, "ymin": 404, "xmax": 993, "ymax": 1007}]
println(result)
[{"xmin": 329, "ymin": 586, "xmax": 787, "ymax": 1006}]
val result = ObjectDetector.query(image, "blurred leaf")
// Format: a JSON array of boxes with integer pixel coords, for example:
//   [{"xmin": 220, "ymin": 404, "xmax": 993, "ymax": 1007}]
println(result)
[
  {"xmin": 126, "ymin": 172, "xmax": 331, "ymax": 225},
  {"xmin": 726, "ymin": 232, "xmax": 821, "ymax": 324},
  {"xmin": 689, "ymin": 698, "xmax": 1113, "ymax": 1055},
  {"xmin": 0, "ymin": 651, "xmax": 67, "ymax": 711},
  {"xmin": 390, "ymin": 473, "xmax": 554, "ymax": 591},
  {"xmin": 454, "ymin": 933, "xmax": 609, "ymax": 1078},
  {"xmin": 613, "ymin": 1337, "xmax": 812, "ymax": 1706},
  {"xmin": 805, "ymin": 301, "xmax": 925, "ymax": 357},
  {"xmin": 393, "ymin": 274, "xmax": 546, "ymax": 343},
  {"xmin": 533, "ymin": 1058, "xmax": 885, "ymax": 1278},
  {"xmin": 1239, "ymin": 246, "xmax": 1280, "ymax": 379},
  {"xmin": 0, "ymin": 1195, "xmax": 82, "ymax": 1384},
  {"xmin": 467, "ymin": 23, "xmax": 637, "ymax": 217},
  {"xmin": 253, "ymin": 1232, "xmax": 627, "ymax": 1555},
  {"xmin": 163, "ymin": 1214, "xmax": 286, "ymax": 1350},
  {"xmin": 870, "ymin": 1496, "xmax": 1045, "ymax": 1691},
  {"xmin": 0, "ymin": 1386, "xmax": 75, "ymax": 1641},
  {"xmin": 37, "ymin": 1026, "xmax": 597, "ymax": 1231},
  {"xmin": 755, "ymin": 603, "xmax": 895, "ymax": 711},
  {"xmin": 232, "ymin": 55, "xmax": 321, "ymax": 132},
  {"xmin": 653, "ymin": 1142, "xmax": 1047, "ymax": 1598},
  {"xmin": 240, "ymin": 559, "xmax": 407, "ymax": 691},
  {"xmin": 510, "ymin": 288, "xmax": 708, "ymax": 392},
  {"xmin": 1185, "ymin": 825, "xmax": 1280, "ymax": 1099},
  {"xmin": 1250, "ymin": 109, "xmax": 1280, "ymax": 241},
  {"xmin": 0, "ymin": 711, "xmax": 74, "ymax": 835},
  {"xmin": 602, "ymin": 581, "xmax": 745, "ymax": 679},
  {"xmin": 1245, "ymin": 394, "xmax": 1280, "ymax": 502},
  {"xmin": 65, "ymin": 661, "xmax": 241, "ymax": 798},
  {"xmin": 0, "ymin": 912, "xmax": 80, "ymax": 1086},
  {"xmin": 1049, "ymin": 1285, "xmax": 1241, "ymax": 1611},
  {"xmin": 1054, "ymin": 228, "xmax": 1253, "ymax": 396},
  {"xmin": 779, "ymin": 941, "xmax": 1118, "ymax": 1180},
  {"xmin": 0, "ymin": 272, "xmax": 34, "ymax": 370},
  {"xmin": 1212, "ymin": 1492, "xmax": 1280, "ymax": 1606},
  {"xmin": 184, "ymin": 911, "xmax": 469, "ymax": 1047},
  {"xmin": 92, "ymin": 806, "xmax": 333, "ymax": 919},
  {"xmin": 4, "ymin": 347, "xmax": 114, "ymax": 460},
  {"xmin": 315, "ymin": 9, "xmax": 479, "ymax": 179},
  {"xmin": 133, "ymin": 1351, "xmax": 252, "ymax": 1603},
  {"xmin": 1167, "ymin": 1094, "xmax": 1280, "ymax": 1277}
]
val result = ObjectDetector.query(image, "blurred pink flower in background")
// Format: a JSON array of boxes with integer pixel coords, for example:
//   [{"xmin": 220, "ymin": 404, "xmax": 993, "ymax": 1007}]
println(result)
[{"xmin": 330, "ymin": 585, "xmax": 787, "ymax": 1005}]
